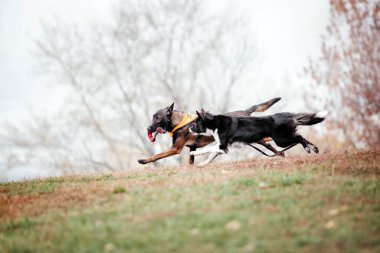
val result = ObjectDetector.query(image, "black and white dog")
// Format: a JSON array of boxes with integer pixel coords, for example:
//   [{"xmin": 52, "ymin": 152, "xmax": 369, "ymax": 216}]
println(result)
[{"xmin": 189, "ymin": 109, "xmax": 328, "ymax": 165}]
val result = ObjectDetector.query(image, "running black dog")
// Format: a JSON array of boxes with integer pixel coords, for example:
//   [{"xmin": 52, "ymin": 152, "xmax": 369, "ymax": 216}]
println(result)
[
  {"xmin": 189, "ymin": 109, "xmax": 328, "ymax": 161},
  {"xmin": 138, "ymin": 98, "xmax": 285, "ymax": 165}
]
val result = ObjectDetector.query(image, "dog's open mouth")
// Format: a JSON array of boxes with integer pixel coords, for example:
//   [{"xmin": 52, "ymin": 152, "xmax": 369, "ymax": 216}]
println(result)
[
  {"xmin": 147, "ymin": 127, "xmax": 166, "ymax": 142},
  {"xmin": 147, "ymin": 130, "xmax": 156, "ymax": 142}
]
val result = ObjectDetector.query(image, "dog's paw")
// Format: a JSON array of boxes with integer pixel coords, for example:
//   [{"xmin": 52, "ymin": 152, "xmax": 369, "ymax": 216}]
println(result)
[
  {"xmin": 138, "ymin": 159, "xmax": 147, "ymax": 164},
  {"xmin": 198, "ymin": 161, "xmax": 209, "ymax": 167},
  {"xmin": 308, "ymin": 144, "xmax": 319, "ymax": 154},
  {"xmin": 278, "ymin": 151, "xmax": 285, "ymax": 157},
  {"xmin": 304, "ymin": 146, "xmax": 311, "ymax": 153}
]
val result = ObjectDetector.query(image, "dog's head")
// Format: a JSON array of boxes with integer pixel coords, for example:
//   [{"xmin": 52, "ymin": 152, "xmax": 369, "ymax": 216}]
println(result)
[
  {"xmin": 189, "ymin": 109, "xmax": 214, "ymax": 135},
  {"xmin": 146, "ymin": 103, "xmax": 174, "ymax": 142}
]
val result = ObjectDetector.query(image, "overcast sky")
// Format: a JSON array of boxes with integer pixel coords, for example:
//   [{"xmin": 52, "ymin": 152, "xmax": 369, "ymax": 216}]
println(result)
[{"xmin": 0, "ymin": 0, "xmax": 330, "ymax": 123}]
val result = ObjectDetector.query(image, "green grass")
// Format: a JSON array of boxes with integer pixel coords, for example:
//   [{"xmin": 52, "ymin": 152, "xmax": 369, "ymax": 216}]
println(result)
[{"xmin": 0, "ymin": 150, "xmax": 379, "ymax": 253}]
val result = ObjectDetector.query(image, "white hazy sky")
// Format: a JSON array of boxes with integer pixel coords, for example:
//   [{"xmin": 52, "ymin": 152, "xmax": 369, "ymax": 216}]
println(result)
[{"xmin": 0, "ymin": 0, "xmax": 330, "ymax": 125}]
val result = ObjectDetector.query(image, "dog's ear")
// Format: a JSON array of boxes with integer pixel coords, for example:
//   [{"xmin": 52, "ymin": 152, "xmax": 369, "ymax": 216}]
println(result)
[
  {"xmin": 196, "ymin": 110, "xmax": 203, "ymax": 119},
  {"xmin": 166, "ymin": 103, "xmax": 174, "ymax": 115},
  {"xmin": 204, "ymin": 112, "xmax": 214, "ymax": 120}
]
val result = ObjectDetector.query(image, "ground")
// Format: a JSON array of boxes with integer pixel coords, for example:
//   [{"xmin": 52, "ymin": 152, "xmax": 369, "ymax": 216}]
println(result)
[{"xmin": 0, "ymin": 149, "xmax": 379, "ymax": 253}]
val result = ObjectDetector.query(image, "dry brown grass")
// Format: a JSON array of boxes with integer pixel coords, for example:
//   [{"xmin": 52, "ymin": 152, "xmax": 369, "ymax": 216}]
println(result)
[{"xmin": 0, "ymin": 148, "xmax": 379, "ymax": 221}]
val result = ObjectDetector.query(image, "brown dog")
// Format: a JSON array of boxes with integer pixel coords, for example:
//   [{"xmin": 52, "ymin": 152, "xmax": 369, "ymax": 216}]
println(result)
[{"xmin": 138, "ymin": 98, "xmax": 283, "ymax": 165}]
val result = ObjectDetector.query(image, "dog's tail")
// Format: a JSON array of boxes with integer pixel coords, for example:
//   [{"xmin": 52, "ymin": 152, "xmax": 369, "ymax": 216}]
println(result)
[
  {"xmin": 294, "ymin": 111, "xmax": 329, "ymax": 125},
  {"xmin": 245, "ymin": 97, "xmax": 281, "ymax": 114}
]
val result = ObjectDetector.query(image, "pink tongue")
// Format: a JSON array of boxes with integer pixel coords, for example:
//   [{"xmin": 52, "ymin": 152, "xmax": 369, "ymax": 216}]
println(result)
[{"xmin": 147, "ymin": 130, "xmax": 155, "ymax": 142}]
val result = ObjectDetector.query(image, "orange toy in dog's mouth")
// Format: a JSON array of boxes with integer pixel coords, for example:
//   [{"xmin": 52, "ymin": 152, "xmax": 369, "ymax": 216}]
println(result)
[
  {"xmin": 147, "ymin": 130, "xmax": 155, "ymax": 142},
  {"xmin": 147, "ymin": 128, "xmax": 166, "ymax": 142}
]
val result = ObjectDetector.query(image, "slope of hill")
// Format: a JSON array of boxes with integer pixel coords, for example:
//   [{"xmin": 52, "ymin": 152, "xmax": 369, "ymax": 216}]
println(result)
[{"xmin": 0, "ymin": 149, "xmax": 379, "ymax": 253}]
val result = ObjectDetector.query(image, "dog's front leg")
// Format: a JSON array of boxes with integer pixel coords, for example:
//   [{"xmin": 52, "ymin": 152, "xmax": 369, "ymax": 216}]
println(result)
[
  {"xmin": 198, "ymin": 152, "xmax": 220, "ymax": 167},
  {"xmin": 190, "ymin": 146, "xmax": 224, "ymax": 156},
  {"xmin": 138, "ymin": 134, "xmax": 188, "ymax": 164},
  {"xmin": 138, "ymin": 147, "xmax": 182, "ymax": 164},
  {"xmin": 190, "ymin": 129, "xmax": 223, "ymax": 156}
]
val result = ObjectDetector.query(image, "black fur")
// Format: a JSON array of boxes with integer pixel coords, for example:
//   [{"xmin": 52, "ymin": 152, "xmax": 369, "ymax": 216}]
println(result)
[{"xmin": 190, "ymin": 111, "xmax": 327, "ymax": 154}]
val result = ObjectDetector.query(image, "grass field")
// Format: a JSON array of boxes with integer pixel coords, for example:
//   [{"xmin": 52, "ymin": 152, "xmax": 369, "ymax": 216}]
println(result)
[{"xmin": 1, "ymin": 149, "xmax": 379, "ymax": 253}]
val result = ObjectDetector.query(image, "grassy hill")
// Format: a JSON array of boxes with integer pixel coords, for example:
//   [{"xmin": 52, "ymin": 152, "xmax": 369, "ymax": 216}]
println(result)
[{"xmin": 1, "ymin": 149, "xmax": 379, "ymax": 253}]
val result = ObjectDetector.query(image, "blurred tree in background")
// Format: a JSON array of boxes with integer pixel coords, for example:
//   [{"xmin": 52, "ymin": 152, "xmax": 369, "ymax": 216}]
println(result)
[
  {"xmin": 305, "ymin": 0, "xmax": 380, "ymax": 147},
  {"xmin": 1, "ymin": 0, "xmax": 253, "ymax": 173}
]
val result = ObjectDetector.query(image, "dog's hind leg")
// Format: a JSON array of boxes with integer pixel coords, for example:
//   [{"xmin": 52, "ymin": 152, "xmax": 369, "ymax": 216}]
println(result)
[
  {"xmin": 304, "ymin": 139, "xmax": 319, "ymax": 153},
  {"xmin": 293, "ymin": 135, "xmax": 316, "ymax": 154},
  {"xmin": 257, "ymin": 140, "xmax": 285, "ymax": 157},
  {"xmin": 278, "ymin": 143, "xmax": 297, "ymax": 153},
  {"xmin": 293, "ymin": 136, "xmax": 319, "ymax": 154},
  {"xmin": 273, "ymin": 135, "xmax": 310, "ymax": 153}
]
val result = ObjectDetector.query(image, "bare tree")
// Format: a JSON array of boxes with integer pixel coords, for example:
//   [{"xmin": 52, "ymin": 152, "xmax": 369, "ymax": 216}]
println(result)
[
  {"xmin": 304, "ymin": 0, "xmax": 380, "ymax": 147},
  {"xmin": 1, "ymin": 0, "xmax": 253, "ymax": 173}
]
